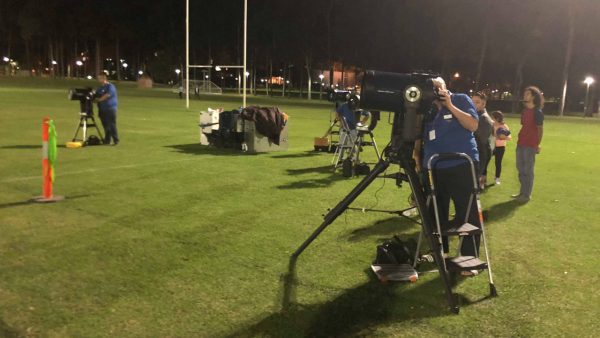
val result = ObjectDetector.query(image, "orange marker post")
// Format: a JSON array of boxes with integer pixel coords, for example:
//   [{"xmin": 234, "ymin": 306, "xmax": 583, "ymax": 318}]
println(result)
[{"xmin": 33, "ymin": 117, "xmax": 64, "ymax": 202}]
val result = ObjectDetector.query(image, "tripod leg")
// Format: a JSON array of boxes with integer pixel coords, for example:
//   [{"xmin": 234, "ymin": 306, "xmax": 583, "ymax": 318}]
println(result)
[
  {"xmin": 72, "ymin": 116, "xmax": 83, "ymax": 141},
  {"xmin": 293, "ymin": 158, "xmax": 391, "ymax": 258},
  {"xmin": 370, "ymin": 132, "xmax": 381, "ymax": 160},
  {"xmin": 92, "ymin": 116, "xmax": 105, "ymax": 143},
  {"xmin": 403, "ymin": 156, "xmax": 460, "ymax": 314},
  {"xmin": 82, "ymin": 119, "xmax": 88, "ymax": 143}
]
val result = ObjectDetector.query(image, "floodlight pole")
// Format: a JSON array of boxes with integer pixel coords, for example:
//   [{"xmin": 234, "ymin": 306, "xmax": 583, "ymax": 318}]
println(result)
[
  {"xmin": 243, "ymin": 0, "xmax": 247, "ymax": 108},
  {"xmin": 584, "ymin": 82, "xmax": 591, "ymax": 116},
  {"xmin": 186, "ymin": 0, "xmax": 190, "ymax": 109}
]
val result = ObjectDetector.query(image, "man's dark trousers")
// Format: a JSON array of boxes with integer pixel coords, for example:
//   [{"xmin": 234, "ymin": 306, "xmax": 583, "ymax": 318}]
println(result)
[
  {"xmin": 432, "ymin": 162, "xmax": 481, "ymax": 257},
  {"xmin": 99, "ymin": 108, "xmax": 119, "ymax": 144}
]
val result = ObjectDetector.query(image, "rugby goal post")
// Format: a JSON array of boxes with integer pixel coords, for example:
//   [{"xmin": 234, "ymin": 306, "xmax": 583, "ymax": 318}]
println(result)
[{"xmin": 186, "ymin": 0, "xmax": 248, "ymax": 109}]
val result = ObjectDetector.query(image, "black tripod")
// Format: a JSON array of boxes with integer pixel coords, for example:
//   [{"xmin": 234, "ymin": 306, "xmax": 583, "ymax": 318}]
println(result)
[
  {"xmin": 72, "ymin": 112, "xmax": 104, "ymax": 145},
  {"xmin": 69, "ymin": 95, "xmax": 104, "ymax": 145},
  {"xmin": 292, "ymin": 141, "xmax": 461, "ymax": 313}
]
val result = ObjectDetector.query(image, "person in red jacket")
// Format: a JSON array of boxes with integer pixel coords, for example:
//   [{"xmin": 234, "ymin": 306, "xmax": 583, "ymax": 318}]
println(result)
[{"xmin": 513, "ymin": 86, "xmax": 544, "ymax": 203}]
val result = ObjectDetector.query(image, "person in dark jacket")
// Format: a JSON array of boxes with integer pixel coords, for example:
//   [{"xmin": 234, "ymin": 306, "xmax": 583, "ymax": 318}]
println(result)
[{"xmin": 472, "ymin": 92, "xmax": 494, "ymax": 189}]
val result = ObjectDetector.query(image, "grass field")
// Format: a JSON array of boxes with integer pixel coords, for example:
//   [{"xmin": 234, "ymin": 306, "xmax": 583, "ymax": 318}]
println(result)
[{"xmin": 1, "ymin": 77, "xmax": 599, "ymax": 337}]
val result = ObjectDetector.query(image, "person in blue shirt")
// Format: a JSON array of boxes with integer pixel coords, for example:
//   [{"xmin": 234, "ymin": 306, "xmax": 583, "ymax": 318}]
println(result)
[
  {"xmin": 336, "ymin": 95, "xmax": 370, "ymax": 130},
  {"xmin": 95, "ymin": 73, "xmax": 119, "ymax": 145},
  {"xmin": 417, "ymin": 77, "xmax": 481, "ymax": 276}
]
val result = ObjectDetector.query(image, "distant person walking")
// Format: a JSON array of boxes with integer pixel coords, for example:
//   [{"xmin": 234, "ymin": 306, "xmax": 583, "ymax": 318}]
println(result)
[
  {"xmin": 491, "ymin": 110, "xmax": 511, "ymax": 185},
  {"xmin": 95, "ymin": 73, "xmax": 119, "ymax": 145},
  {"xmin": 513, "ymin": 86, "xmax": 544, "ymax": 202}
]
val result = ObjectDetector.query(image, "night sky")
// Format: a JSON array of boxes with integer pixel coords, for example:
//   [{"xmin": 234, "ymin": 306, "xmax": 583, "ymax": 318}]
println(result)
[{"xmin": 1, "ymin": 0, "xmax": 599, "ymax": 100}]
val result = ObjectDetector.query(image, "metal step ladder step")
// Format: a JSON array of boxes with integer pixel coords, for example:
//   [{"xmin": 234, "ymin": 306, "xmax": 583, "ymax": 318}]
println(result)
[
  {"xmin": 371, "ymin": 263, "xmax": 418, "ymax": 282},
  {"xmin": 445, "ymin": 256, "xmax": 488, "ymax": 271},
  {"xmin": 442, "ymin": 222, "xmax": 481, "ymax": 236}
]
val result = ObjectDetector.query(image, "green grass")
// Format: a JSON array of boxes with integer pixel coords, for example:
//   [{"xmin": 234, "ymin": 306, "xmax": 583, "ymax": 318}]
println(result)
[{"xmin": 0, "ymin": 77, "xmax": 599, "ymax": 337}]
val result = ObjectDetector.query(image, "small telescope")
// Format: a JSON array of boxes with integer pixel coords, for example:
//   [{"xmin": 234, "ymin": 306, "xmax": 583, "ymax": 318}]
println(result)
[{"xmin": 68, "ymin": 87, "xmax": 96, "ymax": 116}]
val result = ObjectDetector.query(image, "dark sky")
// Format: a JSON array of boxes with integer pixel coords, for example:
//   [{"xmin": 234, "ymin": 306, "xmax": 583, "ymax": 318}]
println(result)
[
  {"xmin": 193, "ymin": 0, "xmax": 600, "ymax": 98},
  {"xmin": 1, "ymin": 0, "xmax": 600, "ymax": 98}
]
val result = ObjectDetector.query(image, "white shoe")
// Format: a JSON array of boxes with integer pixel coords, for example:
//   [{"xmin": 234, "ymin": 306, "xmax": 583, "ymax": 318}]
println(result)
[{"xmin": 495, "ymin": 178, "xmax": 501, "ymax": 185}]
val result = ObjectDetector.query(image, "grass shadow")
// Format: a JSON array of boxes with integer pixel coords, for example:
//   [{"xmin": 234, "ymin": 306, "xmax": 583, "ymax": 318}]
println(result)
[
  {"xmin": 1, "ymin": 144, "xmax": 66, "ymax": 149},
  {"xmin": 225, "ymin": 256, "xmax": 452, "ymax": 338},
  {"xmin": 484, "ymin": 199, "xmax": 522, "ymax": 224},
  {"xmin": 285, "ymin": 165, "xmax": 334, "ymax": 175},
  {"xmin": 346, "ymin": 216, "xmax": 421, "ymax": 242},
  {"xmin": 270, "ymin": 151, "xmax": 324, "ymax": 159},
  {"xmin": 0, "ymin": 194, "xmax": 90, "ymax": 210},
  {"xmin": 276, "ymin": 165, "xmax": 349, "ymax": 189},
  {"xmin": 0, "ymin": 318, "xmax": 21, "ymax": 338},
  {"xmin": 0, "ymin": 145, "xmax": 42, "ymax": 149},
  {"xmin": 276, "ymin": 176, "xmax": 347, "ymax": 189},
  {"xmin": 165, "ymin": 143, "xmax": 258, "ymax": 156}
]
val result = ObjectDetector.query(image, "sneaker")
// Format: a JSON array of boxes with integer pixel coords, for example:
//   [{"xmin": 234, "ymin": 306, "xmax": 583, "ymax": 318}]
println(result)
[
  {"xmin": 515, "ymin": 195, "xmax": 530, "ymax": 203},
  {"xmin": 495, "ymin": 178, "xmax": 501, "ymax": 185},
  {"xmin": 510, "ymin": 193, "xmax": 521, "ymax": 198}
]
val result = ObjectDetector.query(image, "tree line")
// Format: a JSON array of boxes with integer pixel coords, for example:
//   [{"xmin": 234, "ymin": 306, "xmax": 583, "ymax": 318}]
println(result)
[{"xmin": 1, "ymin": 0, "xmax": 598, "ymax": 111}]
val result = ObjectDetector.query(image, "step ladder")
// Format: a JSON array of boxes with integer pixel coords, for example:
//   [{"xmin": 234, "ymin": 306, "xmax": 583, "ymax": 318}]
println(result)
[
  {"xmin": 332, "ymin": 116, "xmax": 381, "ymax": 172},
  {"xmin": 414, "ymin": 152, "xmax": 496, "ymax": 295}
]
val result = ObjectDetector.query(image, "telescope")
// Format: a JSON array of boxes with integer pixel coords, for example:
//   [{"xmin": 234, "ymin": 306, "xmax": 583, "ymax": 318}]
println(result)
[
  {"xmin": 293, "ymin": 70, "xmax": 470, "ymax": 313},
  {"xmin": 360, "ymin": 70, "xmax": 438, "ymax": 163},
  {"xmin": 68, "ymin": 87, "xmax": 96, "ymax": 116},
  {"xmin": 68, "ymin": 88, "xmax": 104, "ymax": 146}
]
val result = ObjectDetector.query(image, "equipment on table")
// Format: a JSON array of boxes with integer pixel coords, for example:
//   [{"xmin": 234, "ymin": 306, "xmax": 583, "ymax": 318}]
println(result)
[{"xmin": 199, "ymin": 106, "xmax": 289, "ymax": 153}]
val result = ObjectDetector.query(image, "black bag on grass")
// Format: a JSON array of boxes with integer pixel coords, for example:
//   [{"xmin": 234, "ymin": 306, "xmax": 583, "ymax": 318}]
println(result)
[
  {"xmin": 374, "ymin": 236, "xmax": 413, "ymax": 265},
  {"xmin": 86, "ymin": 135, "xmax": 102, "ymax": 146}
]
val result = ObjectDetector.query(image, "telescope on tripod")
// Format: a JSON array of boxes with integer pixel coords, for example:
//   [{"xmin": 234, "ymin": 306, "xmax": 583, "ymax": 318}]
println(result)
[
  {"xmin": 68, "ymin": 88, "xmax": 104, "ymax": 147},
  {"xmin": 292, "ymin": 70, "xmax": 496, "ymax": 314}
]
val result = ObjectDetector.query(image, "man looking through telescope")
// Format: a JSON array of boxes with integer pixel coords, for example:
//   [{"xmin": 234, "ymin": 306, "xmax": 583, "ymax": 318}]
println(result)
[
  {"xmin": 415, "ymin": 77, "xmax": 481, "ymax": 276},
  {"xmin": 95, "ymin": 73, "xmax": 119, "ymax": 145},
  {"xmin": 335, "ymin": 95, "xmax": 370, "ymax": 130}
]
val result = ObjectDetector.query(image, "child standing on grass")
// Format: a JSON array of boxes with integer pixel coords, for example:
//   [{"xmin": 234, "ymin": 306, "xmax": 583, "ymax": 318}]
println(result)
[{"xmin": 491, "ymin": 111, "xmax": 511, "ymax": 185}]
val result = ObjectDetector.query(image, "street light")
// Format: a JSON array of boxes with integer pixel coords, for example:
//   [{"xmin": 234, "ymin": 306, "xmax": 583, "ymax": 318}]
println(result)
[
  {"xmin": 75, "ymin": 60, "xmax": 83, "ymax": 77},
  {"xmin": 3, "ymin": 56, "xmax": 10, "ymax": 62},
  {"xmin": 583, "ymin": 76, "xmax": 595, "ymax": 116},
  {"xmin": 318, "ymin": 74, "xmax": 325, "ymax": 99},
  {"xmin": 453, "ymin": 72, "xmax": 460, "ymax": 78},
  {"xmin": 175, "ymin": 68, "xmax": 182, "ymax": 86}
]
